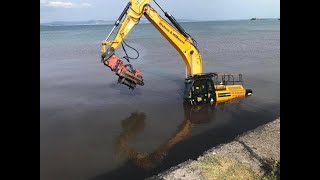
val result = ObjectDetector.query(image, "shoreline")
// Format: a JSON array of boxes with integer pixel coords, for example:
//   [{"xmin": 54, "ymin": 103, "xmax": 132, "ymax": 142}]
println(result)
[{"xmin": 147, "ymin": 118, "xmax": 280, "ymax": 179}]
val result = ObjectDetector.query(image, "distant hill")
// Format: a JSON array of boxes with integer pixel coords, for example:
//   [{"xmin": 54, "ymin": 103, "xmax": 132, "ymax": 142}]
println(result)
[
  {"xmin": 40, "ymin": 19, "xmax": 200, "ymax": 26},
  {"xmin": 40, "ymin": 20, "xmax": 114, "ymax": 26}
]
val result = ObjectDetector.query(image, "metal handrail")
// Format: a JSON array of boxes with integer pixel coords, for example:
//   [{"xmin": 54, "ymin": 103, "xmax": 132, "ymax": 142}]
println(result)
[{"xmin": 212, "ymin": 73, "xmax": 243, "ymax": 85}]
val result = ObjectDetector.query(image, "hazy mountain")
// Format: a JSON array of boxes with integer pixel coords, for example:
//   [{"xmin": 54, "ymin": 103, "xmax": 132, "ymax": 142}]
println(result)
[
  {"xmin": 40, "ymin": 19, "xmax": 200, "ymax": 26},
  {"xmin": 40, "ymin": 20, "xmax": 114, "ymax": 26}
]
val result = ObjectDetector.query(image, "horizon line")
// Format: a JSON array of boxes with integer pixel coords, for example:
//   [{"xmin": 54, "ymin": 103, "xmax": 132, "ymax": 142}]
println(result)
[{"xmin": 40, "ymin": 17, "xmax": 279, "ymax": 24}]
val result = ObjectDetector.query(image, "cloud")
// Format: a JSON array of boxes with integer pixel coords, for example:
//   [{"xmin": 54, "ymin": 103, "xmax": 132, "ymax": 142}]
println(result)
[
  {"xmin": 80, "ymin": 3, "xmax": 91, "ymax": 7},
  {"xmin": 41, "ymin": 1, "xmax": 91, "ymax": 8},
  {"xmin": 47, "ymin": 1, "xmax": 74, "ymax": 8}
]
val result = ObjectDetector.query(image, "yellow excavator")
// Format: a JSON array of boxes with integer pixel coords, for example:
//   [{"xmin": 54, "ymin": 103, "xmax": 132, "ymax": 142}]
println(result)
[{"xmin": 100, "ymin": 0, "xmax": 252, "ymax": 105}]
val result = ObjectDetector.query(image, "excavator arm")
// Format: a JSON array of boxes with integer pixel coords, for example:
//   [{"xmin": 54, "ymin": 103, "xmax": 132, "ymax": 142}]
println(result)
[
  {"xmin": 101, "ymin": 1, "xmax": 145, "ymax": 89},
  {"xmin": 143, "ymin": 4, "xmax": 203, "ymax": 75},
  {"xmin": 101, "ymin": 0, "xmax": 202, "ymax": 89}
]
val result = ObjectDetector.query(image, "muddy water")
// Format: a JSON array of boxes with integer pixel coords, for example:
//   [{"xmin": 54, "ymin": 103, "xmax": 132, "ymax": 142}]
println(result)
[{"xmin": 40, "ymin": 20, "xmax": 279, "ymax": 180}]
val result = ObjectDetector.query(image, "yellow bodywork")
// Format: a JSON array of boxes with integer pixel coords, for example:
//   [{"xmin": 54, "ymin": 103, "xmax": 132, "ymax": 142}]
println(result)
[
  {"xmin": 215, "ymin": 85, "xmax": 246, "ymax": 103},
  {"xmin": 101, "ymin": 0, "xmax": 248, "ymax": 103},
  {"xmin": 101, "ymin": 0, "xmax": 201, "ymax": 75}
]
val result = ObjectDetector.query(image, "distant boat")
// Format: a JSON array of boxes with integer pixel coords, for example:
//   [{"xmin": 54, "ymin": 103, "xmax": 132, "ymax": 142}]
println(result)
[
  {"xmin": 250, "ymin": 18, "xmax": 278, "ymax": 21},
  {"xmin": 278, "ymin": 18, "xmax": 280, "ymax": 20}
]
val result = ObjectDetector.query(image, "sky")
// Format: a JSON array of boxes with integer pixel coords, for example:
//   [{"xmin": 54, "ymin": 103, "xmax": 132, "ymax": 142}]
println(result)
[{"xmin": 40, "ymin": 0, "xmax": 280, "ymax": 23}]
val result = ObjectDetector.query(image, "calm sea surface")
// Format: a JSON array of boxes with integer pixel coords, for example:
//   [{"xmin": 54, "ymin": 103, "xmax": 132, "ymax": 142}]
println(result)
[{"xmin": 40, "ymin": 20, "xmax": 280, "ymax": 180}]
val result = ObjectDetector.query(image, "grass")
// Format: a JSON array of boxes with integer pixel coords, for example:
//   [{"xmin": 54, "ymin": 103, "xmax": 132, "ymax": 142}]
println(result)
[
  {"xmin": 263, "ymin": 160, "xmax": 280, "ymax": 180},
  {"xmin": 192, "ymin": 155, "xmax": 260, "ymax": 180}
]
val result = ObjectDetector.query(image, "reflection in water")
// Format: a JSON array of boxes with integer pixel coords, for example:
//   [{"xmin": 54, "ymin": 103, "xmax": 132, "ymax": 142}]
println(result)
[
  {"xmin": 113, "ymin": 103, "xmax": 216, "ymax": 170},
  {"xmin": 114, "ymin": 112, "xmax": 146, "ymax": 159}
]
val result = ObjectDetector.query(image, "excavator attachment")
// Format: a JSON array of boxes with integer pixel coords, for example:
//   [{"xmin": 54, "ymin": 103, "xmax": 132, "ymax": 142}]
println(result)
[{"xmin": 102, "ymin": 48, "xmax": 144, "ymax": 89}]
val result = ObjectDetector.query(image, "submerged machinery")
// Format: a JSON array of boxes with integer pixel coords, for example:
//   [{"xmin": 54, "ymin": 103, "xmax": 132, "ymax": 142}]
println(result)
[{"xmin": 100, "ymin": 0, "xmax": 252, "ymax": 105}]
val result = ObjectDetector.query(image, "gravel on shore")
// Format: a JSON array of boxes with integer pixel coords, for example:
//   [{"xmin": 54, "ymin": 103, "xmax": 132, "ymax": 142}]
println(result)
[{"xmin": 147, "ymin": 118, "xmax": 280, "ymax": 180}]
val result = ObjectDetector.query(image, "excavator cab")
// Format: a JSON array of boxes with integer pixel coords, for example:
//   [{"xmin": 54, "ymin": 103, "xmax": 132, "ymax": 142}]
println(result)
[{"xmin": 184, "ymin": 73, "xmax": 216, "ymax": 105}]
